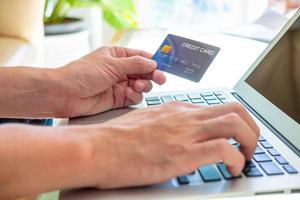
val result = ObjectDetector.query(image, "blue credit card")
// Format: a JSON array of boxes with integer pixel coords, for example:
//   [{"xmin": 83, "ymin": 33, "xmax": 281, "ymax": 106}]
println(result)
[{"xmin": 152, "ymin": 34, "xmax": 220, "ymax": 82}]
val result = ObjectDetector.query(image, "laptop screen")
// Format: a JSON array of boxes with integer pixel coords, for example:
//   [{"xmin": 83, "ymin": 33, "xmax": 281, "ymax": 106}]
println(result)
[{"xmin": 246, "ymin": 17, "xmax": 300, "ymax": 124}]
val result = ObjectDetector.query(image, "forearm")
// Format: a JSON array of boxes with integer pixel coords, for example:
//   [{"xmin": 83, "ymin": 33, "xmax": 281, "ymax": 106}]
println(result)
[
  {"xmin": 0, "ymin": 67, "xmax": 68, "ymax": 118},
  {"xmin": 0, "ymin": 124, "xmax": 94, "ymax": 199}
]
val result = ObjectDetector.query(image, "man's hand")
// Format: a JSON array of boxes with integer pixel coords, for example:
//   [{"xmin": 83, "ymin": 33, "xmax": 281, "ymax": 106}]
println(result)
[
  {"xmin": 0, "ymin": 102, "xmax": 259, "ymax": 199},
  {"xmin": 83, "ymin": 102, "xmax": 260, "ymax": 189},
  {"xmin": 58, "ymin": 46, "xmax": 166, "ymax": 117}
]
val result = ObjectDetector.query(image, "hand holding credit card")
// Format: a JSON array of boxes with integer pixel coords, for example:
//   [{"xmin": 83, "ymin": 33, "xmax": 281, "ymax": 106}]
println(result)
[{"xmin": 152, "ymin": 34, "xmax": 220, "ymax": 82}]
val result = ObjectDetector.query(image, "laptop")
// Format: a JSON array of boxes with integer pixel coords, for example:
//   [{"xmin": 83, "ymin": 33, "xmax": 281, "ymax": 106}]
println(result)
[{"xmin": 62, "ymin": 10, "xmax": 300, "ymax": 200}]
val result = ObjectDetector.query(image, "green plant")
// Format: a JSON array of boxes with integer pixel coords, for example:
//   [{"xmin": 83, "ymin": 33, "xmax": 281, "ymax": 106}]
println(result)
[{"xmin": 44, "ymin": 0, "xmax": 137, "ymax": 29}]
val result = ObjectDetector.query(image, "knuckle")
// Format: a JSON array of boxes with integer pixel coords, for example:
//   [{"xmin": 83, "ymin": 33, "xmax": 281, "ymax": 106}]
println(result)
[
  {"xmin": 216, "ymin": 139, "xmax": 230, "ymax": 157},
  {"xmin": 111, "ymin": 46, "xmax": 124, "ymax": 57},
  {"xmin": 143, "ymin": 81, "xmax": 153, "ymax": 92},
  {"xmin": 132, "ymin": 56, "xmax": 145, "ymax": 66},
  {"xmin": 225, "ymin": 113, "xmax": 241, "ymax": 124},
  {"xmin": 111, "ymin": 59, "xmax": 123, "ymax": 76},
  {"xmin": 231, "ymin": 102, "xmax": 246, "ymax": 113},
  {"xmin": 139, "ymin": 50, "xmax": 148, "ymax": 56}
]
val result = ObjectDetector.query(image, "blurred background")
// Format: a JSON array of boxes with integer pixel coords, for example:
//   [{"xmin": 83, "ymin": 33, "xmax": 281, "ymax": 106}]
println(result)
[
  {"xmin": 39, "ymin": 0, "xmax": 299, "ymax": 91},
  {"xmin": 0, "ymin": 0, "xmax": 299, "ymax": 90},
  {"xmin": 41, "ymin": 0, "xmax": 299, "ymax": 66}
]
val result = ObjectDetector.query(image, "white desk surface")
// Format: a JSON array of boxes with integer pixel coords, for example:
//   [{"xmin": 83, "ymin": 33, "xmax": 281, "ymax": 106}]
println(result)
[{"xmin": 57, "ymin": 29, "xmax": 300, "ymax": 200}]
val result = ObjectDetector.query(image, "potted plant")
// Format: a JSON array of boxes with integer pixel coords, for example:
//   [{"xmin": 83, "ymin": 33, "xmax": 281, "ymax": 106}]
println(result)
[{"xmin": 44, "ymin": 0, "xmax": 137, "ymax": 35}]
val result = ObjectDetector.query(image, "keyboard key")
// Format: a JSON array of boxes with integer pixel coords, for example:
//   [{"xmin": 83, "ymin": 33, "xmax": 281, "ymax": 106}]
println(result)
[
  {"xmin": 188, "ymin": 93, "xmax": 202, "ymax": 99},
  {"xmin": 260, "ymin": 141, "xmax": 273, "ymax": 149},
  {"xmin": 146, "ymin": 100, "xmax": 161, "ymax": 106},
  {"xmin": 145, "ymin": 96, "xmax": 159, "ymax": 101},
  {"xmin": 214, "ymin": 92, "xmax": 226, "ymax": 99},
  {"xmin": 161, "ymin": 95, "xmax": 174, "ymax": 103},
  {"xmin": 203, "ymin": 96, "xmax": 217, "ymax": 101},
  {"xmin": 191, "ymin": 99, "xmax": 205, "ymax": 104},
  {"xmin": 177, "ymin": 100, "xmax": 189, "ymax": 103},
  {"xmin": 259, "ymin": 162, "xmax": 284, "ymax": 175},
  {"xmin": 255, "ymin": 146, "xmax": 265, "ymax": 154},
  {"xmin": 177, "ymin": 176, "xmax": 190, "ymax": 185},
  {"xmin": 283, "ymin": 164, "xmax": 298, "ymax": 174},
  {"xmin": 200, "ymin": 92, "xmax": 214, "ymax": 97},
  {"xmin": 228, "ymin": 138, "xmax": 238, "ymax": 145},
  {"xmin": 258, "ymin": 135, "xmax": 266, "ymax": 142},
  {"xmin": 198, "ymin": 165, "xmax": 222, "ymax": 182},
  {"xmin": 245, "ymin": 160, "xmax": 256, "ymax": 168},
  {"xmin": 221, "ymin": 99, "xmax": 231, "ymax": 103},
  {"xmin": 253, "ymin": 153, "xmax": 272, "ymax": 162},
  {"xmin": 213, "ymin": 91, "xmax": 225, "ymax": 96},
  {"xmin": 217, "ymin": 97, "xmax": 227, "ymax": 101},
  {"xmin": 174, "ymin": 94, "xmax": 189, "ymax": 101},
  {"xmin": 206, "ymin": 99, "xmax": 221, "ymax": 105},
  {"xmin": 268, "ymin": 148, "xmax": 280, "ymax": 156},
  {"xmin": 217, "ymin": 163, "xmax": 241, "ymax": 180},
  {"xmin": 275, "ymin": 156, "xmax": 289, "ymax": 165},
  {"xmin": 243, "ymin": 166, "xmax": 263, "ymax": 177},
  {"xmin": 189, "ymin": 171, "xmax": 196, "ymax": 175},
  {"xmin": 233, "ymin": 143, "xmax": 240, "ymax": 150},
  {"xmin": 147, "ymin": 104, "xmax": 161, "ymax": 107}
]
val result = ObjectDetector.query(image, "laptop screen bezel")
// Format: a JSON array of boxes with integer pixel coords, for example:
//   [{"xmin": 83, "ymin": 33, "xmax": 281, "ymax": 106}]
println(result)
[{"xmin": 234, "ymin": 9, "xmax": 300, "ymax": 152}]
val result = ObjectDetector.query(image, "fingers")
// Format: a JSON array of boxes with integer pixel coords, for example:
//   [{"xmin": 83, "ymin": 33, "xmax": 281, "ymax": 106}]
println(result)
[
  {"xmin": 152, "ymin": 70, "xmax": 166, "ymax": 85},
  {"xmin": 126, "ymin": 70, "xmax": 166, "ymax": 95},
  {"xmin": 165, "ymin": 101, "xmax": 259, "ymax": 137},
  {"xmin": 188, "ymin": 139, "xmax": 245, "ymax": 176},
  {"xmin": 129, "ymin": 70, "xmax": 166, "ymax": 85},
  {"xmin": 112, "ymin": 46, "xmax": 153, "ymax": 59},
  {"xmin": 116, "ymin": 56, "xmax": 157, "ymax": 76},
  {"xmin": 124, "ymin": 87, "xmax": 143, "ymax": 106},
  {"xmin": 197, "ymin": 113, "xmax": 258, "ymax": 160},
  {"xmin": 111, "ymin": 47, "xmax": 166, "ymax": 85},
  {"xmin": 132, "ymin": 80, "xmax": 153, "ymax": 93},
  {"xmin": 161, "ymin": 101, "xmax": 259, "ymax": 160},
  {"xmin": 195, "ymin": 103, "xmax": 260, "ymax": 138}
]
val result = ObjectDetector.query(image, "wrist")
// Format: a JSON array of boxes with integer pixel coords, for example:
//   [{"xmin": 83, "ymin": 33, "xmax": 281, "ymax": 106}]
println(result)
[
  {"xmin": 75, "ymin": 124, "xmax": 125, "ymax": 188},
  {"xmin": 58, "ymin": 126, "xmax": 98, "ymax": 188},
  {"xmin": 31, "ymin": 67, "xmax": 72, "ymax": 118},
  {"xmin": 0, "ymin": 67, "xmax": 70, "ymax": 118},
  {"xmin": 52, "ymin": 63, "xmax": 90, "ymax": 118},
  {"xmin": 33, "ymin": 66, "xmax": 78, "ymax": 118}
]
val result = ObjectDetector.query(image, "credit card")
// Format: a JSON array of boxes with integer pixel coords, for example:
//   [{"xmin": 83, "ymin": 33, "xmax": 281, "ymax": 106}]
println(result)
[{"xmin": 152, "ymin": 34, "xmax": 220, "ymax": 82}]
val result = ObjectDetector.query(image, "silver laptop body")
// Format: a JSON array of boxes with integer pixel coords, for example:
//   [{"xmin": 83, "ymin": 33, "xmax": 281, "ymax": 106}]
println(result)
[{"xmin": 62, "ymin": 10, "xmax": 300, "ymax": 200}]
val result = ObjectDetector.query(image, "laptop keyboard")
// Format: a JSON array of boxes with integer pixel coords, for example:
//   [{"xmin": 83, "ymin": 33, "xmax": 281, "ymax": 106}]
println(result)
[{"xmin": 144, "ymin": 91, "xmax": 298, "ymax": 186}]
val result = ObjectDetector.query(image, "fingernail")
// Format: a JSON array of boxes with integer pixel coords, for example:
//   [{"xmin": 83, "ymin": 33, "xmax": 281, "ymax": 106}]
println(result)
[{"xmin": 138, "ymin": 82, "xmax": 145, "ymax": 90}]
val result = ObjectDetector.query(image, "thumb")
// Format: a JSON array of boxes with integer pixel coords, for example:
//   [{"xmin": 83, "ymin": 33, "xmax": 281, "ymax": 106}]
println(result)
[{"xmin": 115, "ymin": 56, "xmax": 157, "ymax": 76}]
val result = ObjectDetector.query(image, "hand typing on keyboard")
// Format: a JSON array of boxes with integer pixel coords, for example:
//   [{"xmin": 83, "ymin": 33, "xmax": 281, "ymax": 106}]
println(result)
[{"xmin": 85, "ymin": 101, "xmax": 260, "ymax": 189}]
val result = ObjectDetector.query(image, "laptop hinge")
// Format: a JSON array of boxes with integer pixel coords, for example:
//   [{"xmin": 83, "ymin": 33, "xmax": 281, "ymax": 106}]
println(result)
[{"xmin": 232, "ymin": 92, "xmax": 300, "ymax": 157}]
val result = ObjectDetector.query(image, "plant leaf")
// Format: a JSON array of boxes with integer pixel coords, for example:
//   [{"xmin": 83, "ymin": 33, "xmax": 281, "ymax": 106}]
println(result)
[
  {"xmin": 101, "ymin": 0, "xmax": 137, "ymax": 29},
  {"xmin": 44, "ymin": 0, "xmax": 137, "ymax": 29}
]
